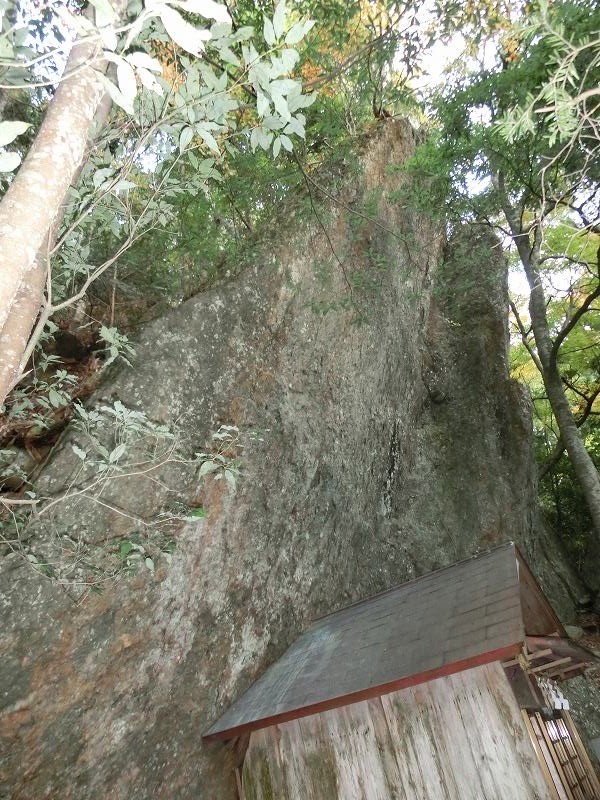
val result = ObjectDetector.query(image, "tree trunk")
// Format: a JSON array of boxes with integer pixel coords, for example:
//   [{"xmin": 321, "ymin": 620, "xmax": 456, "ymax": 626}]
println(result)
[
  {"xmin": 503, "ymin": 198, "xmax": 600, "ymax": 538},
  {"xmin": 543, "ymin": 364, "xmax": 600, "ymax": 527},
  {"xmin": 0, "ymin": 32, "xmax": 108, "ymax": 404}
]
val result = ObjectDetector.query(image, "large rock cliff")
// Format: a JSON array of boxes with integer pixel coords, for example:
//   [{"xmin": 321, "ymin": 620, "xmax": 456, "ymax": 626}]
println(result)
[{"xmin": 0, "ymin": 121, "xmax": 588, "ymax": 799}]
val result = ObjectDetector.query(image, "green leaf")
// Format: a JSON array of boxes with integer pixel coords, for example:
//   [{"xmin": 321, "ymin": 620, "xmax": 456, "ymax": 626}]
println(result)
[
  {"xmin": 99, "ymin": 324, "xmax": 117, "ymax": 343},
  {"xmin": 119, "ymin": 540, "xmax": 134, "ymax": 557},
  {"xmin": 199, "ymin": 63, "xmax": 220, "ymax": 90},
  {"xmin": 255, "ymin": 127, "xmax": 273, "ymax": 150},
  {"xmin": 96, "ymin": 444, "xmax": 110, "ymax": 460},
  {"xmin": 113, "ymin": 179, "xmax": 136, "ymax": 192},
  {"xmin": 242, "ymin": 42, "xmax": 260, "ymax": 67},
  {"xmin": 92, "ymin": 166, "xmax": 115, "ymax": 190},
  {"xmin": 126, "ymin": 51, "xmax": 162, "ymax": 72},
  {"xmin": 263, "ymin": 17, "xmax": 276, "ymax": 46},
  {"xmin": 88, "ymin": 0, "xmax": 118, "ymax": 26},
  {"xmin": 0, "ymin": 151, "xmax": 21, "ymax": 172},
  {"xmin": 117, "ymin": 60, "xmax": 137, "ymax": 104},
  {"xmin": 109, "ymin": 443, "xmax": 127, "ymax": 462},
  {"xmin": 279, "ymin": 134, "xmax": 293, "ymax": 152},
  {"xmin": 99, "ymin": 23, "xmax": 118, "ymax": 50},
  {"xmin": 279, "ymin": 48, "xmax": 299, "ymax": 73},
  {"xmin": 273, "ymin": 1, "xmax": 286, "ymax": 39},
  {"xmin": 188, "ymin": 506, "xmax": 207, "ymax": 517},
  {"xmin": 211, "ymin": 21, "xmax": 232, "ymax": 37},
  {"xmin": 178, "ymin": 0, "xmax": 231, "ymax": 22},
  {"xmin": 284, "ymin": 19, "xmax": 314, "ymax": 45},
  {"xmin": 198, "ymin": 459, "xmax": 219, "ymax": 476},
  {"xmin": 123, "ymin": 11, "xmax": 148, "ymax": 49},
  {"xmin": 215, "ymin": 69, "xmax": 228, "ymax": 91},
  {"xmin": 262, "ymin": 115, "xmax": 285, "ymax": 130},
  {"xmin": 0, "ymin": 120, "xmax": 31, "ymax": 147},
  {"xmin": 256, "ymin": 91, "xmax": 270, "ymax": 117},
  {"xmin": 224, "ymin": 469, "xmax": 237, "ymax": 489},
  {"xmin": 197, "ymin": 127, "xmax": 220, "ymax": 153},
  {"xmin": 287, "ymin": 86, "xmax": 315, "ymax": 112},
  {"xmin": 217, "ymin": 46, "xmax": 239, "ymax": 67},
  {"xmin": 160, "ymin": 6, "xmax": 211, "ymax": 57},
  {"xmin": 284, "ymin": 114, "xmax": 305, "ymax": 137},
  {"xmin": 271, "ymin": 90, "xmax": 291, "ymax": 122},
  {"xmin": 180, "ymin": 126, "xmax": 194, "ymax": 152},
  {"xmin": 269, "ymin": 78, "xmax": 297, "ymax": 94},
  {"xmin": 48, "ymin": 388, "xmax": 65, "ymax": 408},
  {"xmin": 0, "ymin": 38, "xmax": 14, "ymax": 59},
  {"xmin": 98, "ymin": 73, "xmax": 135, "ymax": 115}
]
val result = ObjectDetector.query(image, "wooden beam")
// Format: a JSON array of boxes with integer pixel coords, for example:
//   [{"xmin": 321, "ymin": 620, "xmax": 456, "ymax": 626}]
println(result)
[
  {"xmin": 527, "ymin": 636, "xmax": 600, "ymax": 666},
  {"xmin": 503, "ymin": 648, "xmax": 553, "ymax": 668},
  {"xmin": 529, "ymin": 649, "xmax": 554, "ymax": 661},
  {"xmin": 545, "ymin": 663, "xmax": 587, "ymax": 680},
  {"xmin": 530, "ymin": 657, "xmax": 572, "ymax": 675}
]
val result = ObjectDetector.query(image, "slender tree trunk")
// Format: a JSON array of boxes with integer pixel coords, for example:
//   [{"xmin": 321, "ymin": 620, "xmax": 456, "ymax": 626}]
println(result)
[
  {"xmin": 539, "ymin": 358, "xmax": 600, "ymax": 534},
  {"xmin": 0, "ymin": 257, "xmax": 47, "ymax": 396},
  {"xmin": 501, "ymin": 190, "xmax": 600, "ymax": 537},
  {"xmin": 0, "ymin": 32, "xmax": 108, "ymax": 405}
]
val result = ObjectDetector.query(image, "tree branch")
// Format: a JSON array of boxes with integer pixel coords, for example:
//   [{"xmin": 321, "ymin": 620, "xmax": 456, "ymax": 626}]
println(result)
[
  {"xmin": 0, "ymin": 7, "xmax": 121, "ymax": 405},
  {"xmin": 539, "ymin": 383, "xmax": 600, "ymax": 479},
  {"xmin": 509, "ymin": 299, "xmax": 542, "ymax": 372},
  {"xmin": 304, "ymin": 26, "xmax": 399, "ymax": 91},
  {"xmin": 551, "ymin": 246, "xmax": 600, "ymax": 360}
]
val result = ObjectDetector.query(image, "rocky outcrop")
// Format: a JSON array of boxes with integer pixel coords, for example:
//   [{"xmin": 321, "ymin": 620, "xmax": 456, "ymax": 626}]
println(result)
[{"xmin": 0, "ymin": 121, "xmax": 587, "ymax": 799}]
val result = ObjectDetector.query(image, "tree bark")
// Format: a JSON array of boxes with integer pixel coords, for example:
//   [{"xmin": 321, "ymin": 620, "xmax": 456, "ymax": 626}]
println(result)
[
  {"xmin": 0, "ymin": 31, "xmax": 108, "ymax": 405},
  {"xmin": 0, "ymin": 257, "xmax": 47, "ymax": 397}
]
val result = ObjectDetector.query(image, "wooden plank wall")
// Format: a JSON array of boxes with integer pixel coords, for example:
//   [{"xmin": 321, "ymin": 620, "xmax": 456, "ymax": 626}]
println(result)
[{"xmin": 242, "ymin": 662, "xmax": 554, "ymax": 800}]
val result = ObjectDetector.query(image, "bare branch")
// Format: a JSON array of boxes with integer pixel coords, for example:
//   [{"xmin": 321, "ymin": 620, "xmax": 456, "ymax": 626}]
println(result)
[
  {"xmin": 551, "ymin": 249, "xmax": 600, "ymax": 360},
  {"xmin": 509, "ymin": 299, "xmax": 542, "ymax": 372}
]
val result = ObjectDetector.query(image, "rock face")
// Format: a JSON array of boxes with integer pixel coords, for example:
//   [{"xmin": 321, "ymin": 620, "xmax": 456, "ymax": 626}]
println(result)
[{"xmin": 0, "ymin": 121, "xmax": 587, "ymax": 799}]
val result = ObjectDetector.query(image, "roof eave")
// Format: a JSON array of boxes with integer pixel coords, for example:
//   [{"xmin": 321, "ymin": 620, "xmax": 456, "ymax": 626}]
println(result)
[{"xmin": 203, "ymin": 641, "xmax": 523, "ymax": 742}]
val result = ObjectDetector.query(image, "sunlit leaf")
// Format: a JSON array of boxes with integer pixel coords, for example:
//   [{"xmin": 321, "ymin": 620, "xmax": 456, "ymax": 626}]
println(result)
[
  {"xmin": 263, "ymin": 17, "xmax": 276, "ymax": 46},
  {"xmin": 126, "ymin": 51, "xmax": 162, "ymax": 72},
  {"xmin": 273, "ymin": 1, "xmax": 286, "ymax": 39},
  {"xmin": 0, "ymin": 151, "xmax": 21, "ymax": 172},
  {"xmin": 88, "ymin": 0, "xmax": 118, "ymax": 26},
  {"xmin": 160, "ymin": 6, "xmax": 211, "ymax": 56},
  {"xmin": 284, "ymin": 19, "xmax": 314, "ymax": 45},
  {"xmin": 177, "ymin": 0, "xmax": 230, "ymax": 23},
  {"xmin": 0, "ymin": 120, "xmax": 31, "ymax": 147}
]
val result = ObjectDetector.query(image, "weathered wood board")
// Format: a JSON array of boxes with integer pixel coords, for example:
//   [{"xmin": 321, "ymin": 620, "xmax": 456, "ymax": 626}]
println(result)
[{"xmin": 242, "ymin": 662, "xmax": 554, "ymax": 799}]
